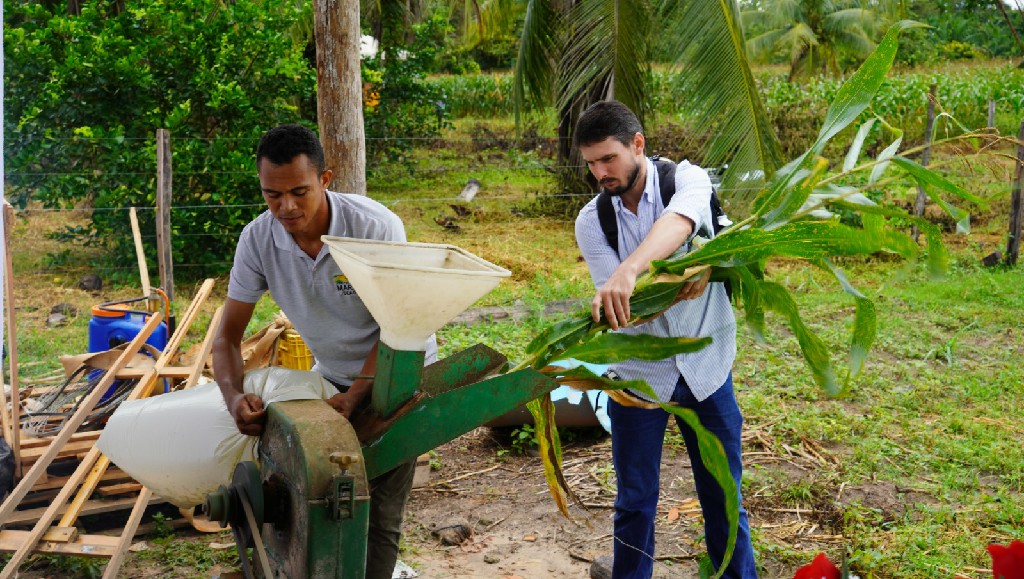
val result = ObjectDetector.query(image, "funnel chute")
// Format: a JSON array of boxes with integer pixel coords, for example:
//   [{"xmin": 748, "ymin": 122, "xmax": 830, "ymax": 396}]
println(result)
[{"xmin": 322, "ymin": 236, "xmax": 510, "ymax": 351}]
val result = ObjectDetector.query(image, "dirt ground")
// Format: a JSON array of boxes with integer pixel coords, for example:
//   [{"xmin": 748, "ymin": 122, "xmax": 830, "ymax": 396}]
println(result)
[{"xmin": 397, "ymin": 420, "xmax": 867, "ymax": 579}]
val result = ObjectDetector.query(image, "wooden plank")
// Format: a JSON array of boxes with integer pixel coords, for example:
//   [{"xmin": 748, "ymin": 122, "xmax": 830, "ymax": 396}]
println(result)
[
  {"xmin": 30, "ymin": 467, "xmax": 131, "ymax": 493},
  {"xmin": 1, "ymin": 494, "xmax": 166, "ymax": 526},
  {"xmin": 94, "ymin": 482, "xmax": 143, "ymax": 497},
  {"xmin": 19, "ymin": 438, "xmax": 98, "ymax": 463},
  {"xmin": 3, "ymin": 202, "xmax": 22, "ymax": 477},
  {"xmin": 111, "ymin": 365, "xmax": 193, "ymax": 379},
  {"xmin": 0, "ymin": 530, "xmax": 121, "ymax": 558},
  {"xmin": 42, "ymin": 527, "xmax": 78, "ymax": 543},
  {"xmin": 101, "ymin": 488, "xmax": 152, "ymax": 578},
  {"xmin": 18, "ymin": 430, "xmax": 101, "ymax": 450},
  {"xmin": 0, "ymin": 313, "xmax": 161, "ymax": 526},
  {"xmin": 128, "ymin": 207, "xmax": 151, "ymax": 297}
]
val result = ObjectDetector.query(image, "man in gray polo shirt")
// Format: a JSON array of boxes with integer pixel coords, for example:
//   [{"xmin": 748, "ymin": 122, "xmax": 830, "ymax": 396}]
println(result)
[{"xmin": 213, "ymin": 124, "xmax": 436, "ymax": 579}]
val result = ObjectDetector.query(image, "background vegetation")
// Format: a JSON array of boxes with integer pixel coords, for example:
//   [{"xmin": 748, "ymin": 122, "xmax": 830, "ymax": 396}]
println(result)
[{"xmin": 3, "ymin": 0, "xmax": 1024, "ymax": 576}]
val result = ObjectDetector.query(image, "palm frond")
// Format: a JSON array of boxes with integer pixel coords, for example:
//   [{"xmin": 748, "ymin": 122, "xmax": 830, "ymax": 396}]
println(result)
[
  {"xmin": 513, "ymin": 0, "xmax": 562, "ymax": 118},
  {"xmin": 557, "ymin": 0, "xmax": 650, "ymax": 123},
  {"xmin": 654, "ymin": 0, "xmax": 784, "ymax": 213}
]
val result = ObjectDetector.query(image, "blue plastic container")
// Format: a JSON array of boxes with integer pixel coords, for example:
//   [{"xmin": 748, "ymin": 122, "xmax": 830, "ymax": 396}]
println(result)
[
  {"xmin": 88, "ymin": 304, "xmax": 169, "ymax": 400},
  {"xmin": 89, "ymin": 304, "xmax": 168, "ymax": 354}
]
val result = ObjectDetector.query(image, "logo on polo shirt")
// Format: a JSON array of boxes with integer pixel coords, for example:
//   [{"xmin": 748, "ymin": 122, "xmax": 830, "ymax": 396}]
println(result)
[{"xmin": 334, "ymin": 274, "xmax": 357, "ymax": 296}]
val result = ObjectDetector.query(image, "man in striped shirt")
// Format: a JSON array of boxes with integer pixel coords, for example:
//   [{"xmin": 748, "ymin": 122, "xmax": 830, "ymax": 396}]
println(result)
[{"xmin": 574, "ymin": 101, "xmax": 757, "ymax": 579}]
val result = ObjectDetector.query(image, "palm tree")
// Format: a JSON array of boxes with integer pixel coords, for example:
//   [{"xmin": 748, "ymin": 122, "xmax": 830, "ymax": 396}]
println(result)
[
  {"xmin": 514, "ymin": 0, "xmax": 784, "ymax": 214},
  {"xmin": 742, "ymin": 0, "xmax": 886, "ymax": 81}
]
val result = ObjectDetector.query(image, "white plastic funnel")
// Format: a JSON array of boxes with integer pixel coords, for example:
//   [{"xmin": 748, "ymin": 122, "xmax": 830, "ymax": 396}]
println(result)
[{"xmin": 322, "ymin": 236, "xmax": 511, "ymax": 351}]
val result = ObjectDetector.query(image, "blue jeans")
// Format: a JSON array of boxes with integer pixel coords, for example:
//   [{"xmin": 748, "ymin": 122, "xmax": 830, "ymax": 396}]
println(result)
[{"xmin": 607, "ymin": 373, "xmax": 757, "ymax": 578}]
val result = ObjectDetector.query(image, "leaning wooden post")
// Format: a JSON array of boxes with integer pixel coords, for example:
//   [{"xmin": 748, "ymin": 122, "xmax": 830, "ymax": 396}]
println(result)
[
  {"xmin": 1, "ymin": 202, "xmax": 21, "ymax": 477},
  {"xmin": 1006, "ymin": 121, "xmax": 1024, "ymax": 266},
  {"xmin": 913, "ymin": 83, "xmax": 938, "ymax": 243},
  {"xmin": 156, "ymin": 129, "xmax": 174, "ymax": 302}
]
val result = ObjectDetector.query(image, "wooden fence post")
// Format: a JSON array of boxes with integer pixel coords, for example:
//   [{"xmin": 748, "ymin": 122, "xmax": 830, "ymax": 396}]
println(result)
[
  {"xmin": 1007, "ymin": 121, "xmax": 1024, "ymax": 266},
  {"xmin": 988, "ymin": 99, "xmax": 996, "ymax": 129},
  {"xmin": 155, "ymin": 129, "xmax": 174, "ymax": 302},
  {"xmin": 913, "ymin": 84, "xmax": 938, "ymax": 242}
]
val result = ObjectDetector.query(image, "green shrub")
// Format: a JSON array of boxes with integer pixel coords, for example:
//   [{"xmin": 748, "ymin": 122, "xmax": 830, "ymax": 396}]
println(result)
[{"xmin": 4, "ymin": 1, "xmax": 316, "ymax": 278}]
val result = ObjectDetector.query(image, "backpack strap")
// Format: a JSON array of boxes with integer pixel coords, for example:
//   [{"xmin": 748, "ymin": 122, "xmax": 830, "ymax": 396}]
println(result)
[{"xmin": 596, "ymin": 191, "xmax": 618, "ymax": 254}]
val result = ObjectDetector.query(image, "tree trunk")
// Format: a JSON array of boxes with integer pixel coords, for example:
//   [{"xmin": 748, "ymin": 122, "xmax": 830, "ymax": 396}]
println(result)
[{"xmin": 313, "ymin": 0, "xmax": 367, "ymax": 194}]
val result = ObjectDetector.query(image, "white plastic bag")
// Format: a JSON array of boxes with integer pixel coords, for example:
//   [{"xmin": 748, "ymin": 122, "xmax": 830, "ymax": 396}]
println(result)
[{"xmin": 97, "ymin": 367, "xmax": 334, "ymax": 508}]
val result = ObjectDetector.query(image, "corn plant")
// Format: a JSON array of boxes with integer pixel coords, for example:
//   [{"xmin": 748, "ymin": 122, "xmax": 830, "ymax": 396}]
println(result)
[{"xmin": 513, "ymin": 22, "xmax": 1009, "ymax": 578}]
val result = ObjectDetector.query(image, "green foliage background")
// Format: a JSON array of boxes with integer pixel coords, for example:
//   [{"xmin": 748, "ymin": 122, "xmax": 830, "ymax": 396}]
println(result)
[{"xmin": 4, "ymin": 1, "xmax": 316, "ymax": 277}]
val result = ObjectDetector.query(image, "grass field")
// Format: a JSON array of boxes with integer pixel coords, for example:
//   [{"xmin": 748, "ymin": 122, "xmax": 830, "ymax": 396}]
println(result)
[{"xmin": 3, "ymin": 118, "xmax": 1023, "ymax": 576}]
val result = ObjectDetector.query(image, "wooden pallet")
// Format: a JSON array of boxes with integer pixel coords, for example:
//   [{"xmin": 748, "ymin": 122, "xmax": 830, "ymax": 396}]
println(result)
[{"xmin": 0, "ymin": 280, "xmax": 218, "ymax": 579}]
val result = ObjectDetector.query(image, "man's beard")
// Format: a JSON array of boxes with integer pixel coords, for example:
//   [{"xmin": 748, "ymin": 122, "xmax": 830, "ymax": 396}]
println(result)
[{"xmin": 602, "ymin": 161, "xmax": 641, "ymax": 197}]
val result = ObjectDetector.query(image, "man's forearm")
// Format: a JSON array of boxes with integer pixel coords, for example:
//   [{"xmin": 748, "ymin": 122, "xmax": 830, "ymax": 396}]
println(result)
[
  {"xmin": 212, "ymin": 338, "xmax": 246, "ymax": 404},
  {"xmin": 619, "ymin": 212, "xmax": 694, "ymax": 276}
]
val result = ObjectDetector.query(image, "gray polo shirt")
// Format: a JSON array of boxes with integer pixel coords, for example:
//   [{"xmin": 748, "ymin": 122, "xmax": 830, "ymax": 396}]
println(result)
[{"xmin": 228, "ymin": 190, "xmax": 438, "ymax": 386}]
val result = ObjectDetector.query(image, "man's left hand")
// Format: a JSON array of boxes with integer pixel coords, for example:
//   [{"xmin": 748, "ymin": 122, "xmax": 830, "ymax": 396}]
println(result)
[{"xmin": 675, "ymin": 267, "xmax": 712, "ymax": 301}]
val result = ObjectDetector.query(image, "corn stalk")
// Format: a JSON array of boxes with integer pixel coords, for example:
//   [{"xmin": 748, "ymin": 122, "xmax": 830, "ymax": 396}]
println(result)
[{"xmin": 509, "ymin": 21, "xmax": 1009, "ymax": 578}]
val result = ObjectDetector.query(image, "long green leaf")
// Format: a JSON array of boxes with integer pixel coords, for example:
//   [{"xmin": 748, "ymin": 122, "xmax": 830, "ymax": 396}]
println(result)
[
  {"xmin": 560, "ymin": 333, "xmax": 712, "ymax": 364},
  {"xmin": 651, "ymin": 220, "xmax": 912, "ymax": 275},
  {"xmin": 843, "ymin": 119, "xmax": 877, "ymax": 172},
  {"xmin": 850, "ymin": 297, "xmax": 876, "ymax": 379},
  {"xmin": 891, "ymin": 156, "xmax": 984, "ymax": 234},
  {"xmin": 868, "ymin": 135, "xmax": 903, "ymax": 185},
  {"xmin": 812, "ymin": 20, "xmax": 921, "ymax": 154},
  {"xmin": 758, "ymin": 281, "xmax": 839, "ymax": 395},
  {"xmin": 664, "ymin": 405, "xmax": 738, "ymax": 578}
]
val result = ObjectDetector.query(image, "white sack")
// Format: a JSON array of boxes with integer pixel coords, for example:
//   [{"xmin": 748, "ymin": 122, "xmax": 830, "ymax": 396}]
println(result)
[{"xmin": 97, "ymin": 367, "xmax": 334, "ymax": 508}]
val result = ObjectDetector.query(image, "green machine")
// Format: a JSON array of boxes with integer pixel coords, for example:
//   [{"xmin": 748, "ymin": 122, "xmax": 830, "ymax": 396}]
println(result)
[{"xmin": 205, "ymin": 238, "xmax": 559, "ymax": 579}]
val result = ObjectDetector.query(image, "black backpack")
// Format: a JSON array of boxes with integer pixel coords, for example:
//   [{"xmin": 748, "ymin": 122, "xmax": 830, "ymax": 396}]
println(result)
[{"xmin": 595, "ymin": 155, "xmax": 731, "ymax": 297}]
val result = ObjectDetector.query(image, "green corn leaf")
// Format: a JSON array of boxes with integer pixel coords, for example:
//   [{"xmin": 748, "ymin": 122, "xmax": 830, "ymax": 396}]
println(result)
[
  {"xmin": 652, "ymin": 221, "xmax": 890, "ymax": 275},
  {"xmin": 812, "ymin": 20, "xmax": 921, "ymax": 154},
  {"xmin": 868, "ymin": 135, "xmax": 903, "ymax": 185},
  {"xmin": 843, "ymin": 119, "xmax": 877, "ymax": 172},
  {"xmin": 758, "ymin": 281, "xmax": 839, "ymax": 395},
  {"xmin": 560, "ymin": 333, "xmax": 713, "ymax": 365},
  {"xmin": 542, "ymin": 364, "xmax": 648, "ymax": 393},
  {"xmin": 526, "ymin": 396, "xmax": 577, "ymax": 517},
  {"xmin": 891, "ymin": 156, "xmax": 982, "ymax": 234},
  {"xmin": 850, "ymin": 297, "xmax": 877, "ymax": 379},
  {"xmin": 663, "ymin": 404, "xmax": 738, "ymax": 579},
  {"xmin": 525, "ymin": 315, "xmax": 593, "ymax": 367},
  {"xmin": 760, "ymin": 157, "xmax": 829, "ymax": 229}
]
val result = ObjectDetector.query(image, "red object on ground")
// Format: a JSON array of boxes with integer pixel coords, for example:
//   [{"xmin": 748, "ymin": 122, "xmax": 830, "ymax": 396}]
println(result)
[
  {"xmin": 989, "ymin": 540, "xmax": 1024, "ymax": 579},
  {"xmin": 793, "ymin": 553, "xmax": 841, "ymax": 579}
]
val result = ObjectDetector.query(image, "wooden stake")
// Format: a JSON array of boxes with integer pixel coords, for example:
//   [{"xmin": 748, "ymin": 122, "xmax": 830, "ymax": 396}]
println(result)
[
  {"xmin": 156, "ymin": 129, "xmax": 174, "ymax": 302},
  {"xmin": 3, "ymin": 203, "xmax": 22, "ymax": 477},
  {"xmin": 913, "ymin": 84, "xmax": 938, "ymax": 243},
  {"xmin": 129, "ymin": 207, "xmax": 151, "ymax": 297},
  {"xmin": 1007, "ymin": 121, "xmax": 1024, "ymax": 266},
  {"xmin": 988, "ymin": 99, "xmax": 997, "ymax": 129}
]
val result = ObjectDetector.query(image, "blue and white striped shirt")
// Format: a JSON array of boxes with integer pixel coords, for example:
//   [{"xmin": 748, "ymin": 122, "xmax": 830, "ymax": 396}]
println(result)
[{"xmin": 574, "ymin": 158, "xmax": 736, "ymax": 403}]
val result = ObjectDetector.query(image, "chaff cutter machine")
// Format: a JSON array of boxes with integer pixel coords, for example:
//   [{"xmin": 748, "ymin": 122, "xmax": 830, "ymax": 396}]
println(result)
[{"xmin": 205, "ymin": 238, "xmax": 558, "ymax": 578}]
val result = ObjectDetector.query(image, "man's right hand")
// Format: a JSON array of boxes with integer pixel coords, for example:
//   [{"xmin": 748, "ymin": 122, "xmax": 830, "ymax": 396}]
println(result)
[{"xmin": 228, "ymin": 393, "xmax": 267, "ymax": 436}]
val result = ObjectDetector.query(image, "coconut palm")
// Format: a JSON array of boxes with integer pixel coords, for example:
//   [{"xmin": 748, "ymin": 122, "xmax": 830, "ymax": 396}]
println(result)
[
  {"xmin": 514, "ymin": 0, "xmax": 784, "ymax": 214},
  {"xmin": 743, "ymin": 0, "xmax": 886, "ymax": 81}
]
